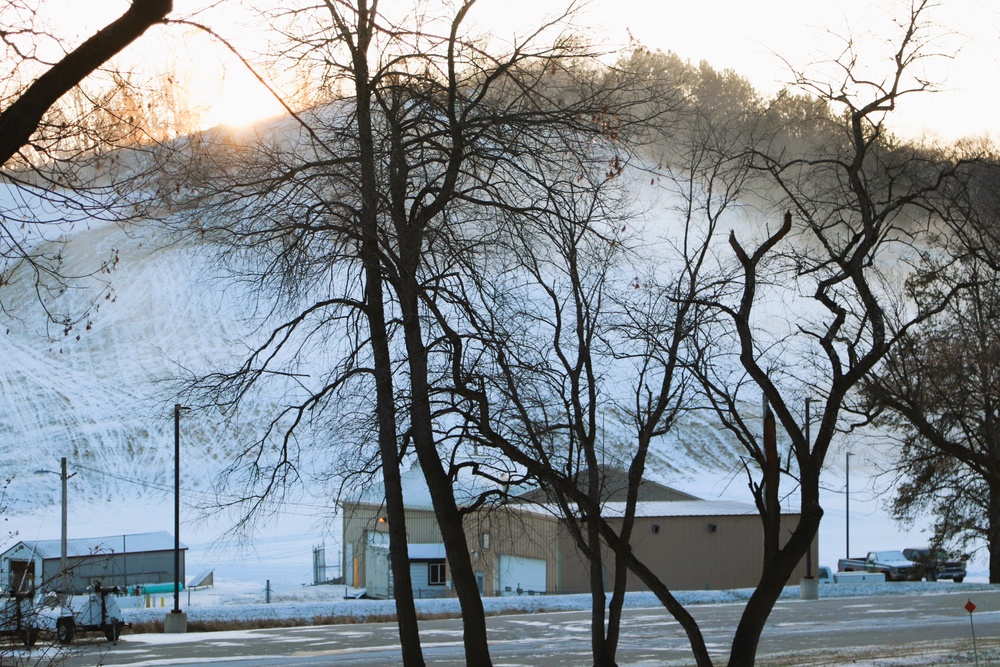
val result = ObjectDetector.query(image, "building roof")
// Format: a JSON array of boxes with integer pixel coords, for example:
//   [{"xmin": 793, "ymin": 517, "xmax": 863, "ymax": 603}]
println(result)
[
  {"xmin": 515, "ymin": 466, "xmax": 700, "ymax": 504},
  {"xmin": 601, "ymin": 500, "xmax": 758, "ymax": 517},
  {"xmin": 344, "ymin": 461, "xmax": 699, "ymax": 510},
  {"xmin": 8, "ymin": 531, "xmax": 185, "ymax": 560},
  {"xmin": 524, "ymin": 499, "xmax": 759, "ymax": 519},
  {"xmin": 367, "ymin": 532, "xmax": 446, "ymax": 560},
  {"xmin": 345, "ymin": 460, "xmax": 506, "ymax": 510}
]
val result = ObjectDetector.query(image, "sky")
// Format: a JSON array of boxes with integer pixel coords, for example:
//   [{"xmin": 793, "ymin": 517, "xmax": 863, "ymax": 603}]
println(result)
[
  {"xmin": 25, "ymin": 0, "xmax": 1000, "ymax": 140},
  {"xmin": 574, "ymin": 0, "xmax": 1000, "ymax": 143},
  {"xmin": 17, "ymin": 0, "xmax": 974, "ymax": 142}
]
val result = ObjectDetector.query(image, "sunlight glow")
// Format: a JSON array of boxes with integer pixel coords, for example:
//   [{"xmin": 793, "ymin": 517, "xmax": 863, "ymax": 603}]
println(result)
[
  {"xmin": 195, "ymin": 61, "xmax": 286, "ymax": 130},
  {"xmin": 175, "ymin": 28, "xmax": 286, "ymax": 131}
]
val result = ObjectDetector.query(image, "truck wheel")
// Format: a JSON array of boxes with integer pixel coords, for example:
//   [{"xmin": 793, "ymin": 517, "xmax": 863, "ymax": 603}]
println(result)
[
  {"xmin": 104, "ymin": 621, "xmax": 121, "ymax": 643},
  {"xmin": 22, "ymin": 627, "xmax": 38, "ymax": 648},
  {"xmin": 56, "ymin": 618, "xmax": 74, "ymax": 645},
  {"xmin": 926, "ymin": 571, "xmax": 937, "ymax": 582},
  {"xmin": 955, "ymin": 576, "xmax": 965, "ymax": 583}
]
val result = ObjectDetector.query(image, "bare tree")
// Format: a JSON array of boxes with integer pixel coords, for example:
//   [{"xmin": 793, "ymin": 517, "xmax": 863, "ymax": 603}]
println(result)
[
  {"xmin": 688, "ymin": 2, "xmax": 983, "ymax": 664},
  {"xmin": 455, "ymin": 4, "xmax": 999, "ymax": 667},
  {"xmin": 0, "ymin": 0, "xmax": 174, "ymax": 333},
  {"xmin": 164, "ymin": 3, "xmax": 986, "ymax": 667},
  {"xmin": 434, "ymin": 72, "xmax": 755, "ymax": 665},
  {"xmin": 0, "ymin": 0, "xmax": 172, "ymax": 166},
  {"xmin": 165, "ymin": 1, "xmax": 659, "ymax": 665}
]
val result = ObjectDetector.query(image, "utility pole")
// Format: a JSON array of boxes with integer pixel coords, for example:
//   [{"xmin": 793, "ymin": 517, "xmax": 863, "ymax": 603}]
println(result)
[
  {"xmin": 60, "ymin": 457, "xmax": 68, "ymax": 592},
  {"xmin": 35, "ymin": 457, "xmax": 75, "ymax": 593}
]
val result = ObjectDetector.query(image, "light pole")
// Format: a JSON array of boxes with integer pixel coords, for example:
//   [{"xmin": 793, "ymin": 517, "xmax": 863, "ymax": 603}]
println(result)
[
  {"xmin": 166, "ymin": 403, "xmax": 190, "ymax": 633},
  {"xmin": 846, "ymin": 451, "xmax": 851, "ymax": 559},
  {"xmin": 34, "ymin": 457, "xmax": 75, "ymax": 593},
  {"xmin": 803, "ymin": 398, "xmax": 813, "ymax": 578}
]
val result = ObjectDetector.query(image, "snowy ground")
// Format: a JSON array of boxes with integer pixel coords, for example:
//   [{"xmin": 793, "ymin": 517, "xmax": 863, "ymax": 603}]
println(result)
[
  {"xmin": 65, "ymin": 580, "xmax": 1000, "ymax": 667},
  {"xmin": 7, "ymin": 470, "xmax": 997, "ymax": 667},
  {"xmin": 123, "ymin": 577, "xmax": 998, "ymax": 627}
]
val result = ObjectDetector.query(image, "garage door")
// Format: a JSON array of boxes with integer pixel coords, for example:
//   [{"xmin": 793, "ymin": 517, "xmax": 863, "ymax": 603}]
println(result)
[{"xmin": 497, "ymin": 555, "xmax": 546, "ymax": 595}]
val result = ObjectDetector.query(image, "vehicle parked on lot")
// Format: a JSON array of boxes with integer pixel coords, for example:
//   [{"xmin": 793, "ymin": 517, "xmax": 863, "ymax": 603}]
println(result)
[
  {"xmin": 0, "ymin": 591, "xmax": 38, "ymax": 647},
  {"xmin": 42, "ymin": 581, "xmax": 126, "ymax": 644},
  {"xmin": 902, "ymin": 547, "xmax": 967, "ymax": 583},
  {"xmin": 837, "ymin": 550, "xmax": 921, "ymax": 581}
]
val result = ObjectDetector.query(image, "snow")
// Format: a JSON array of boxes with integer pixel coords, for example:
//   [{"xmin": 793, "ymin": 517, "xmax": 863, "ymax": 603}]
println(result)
[
  {"xmin": 114, "ymin": 575, "xmax": 999, "ymax": 628},
  {"xmin": 97, "ymin": 578, "xmax": 1000, "ymax": 667},
  {"xmin": 0, "ymin": 169, "xmax": 967, "ymax": 588}
]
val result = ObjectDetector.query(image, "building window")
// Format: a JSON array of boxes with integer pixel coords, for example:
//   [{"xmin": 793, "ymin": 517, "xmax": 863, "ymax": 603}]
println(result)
[{"xmin": 428, "ymin": 562, "xmax": 446, "ymax": 586}]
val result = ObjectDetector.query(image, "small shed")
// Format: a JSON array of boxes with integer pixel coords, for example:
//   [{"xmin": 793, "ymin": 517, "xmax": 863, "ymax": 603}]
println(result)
[
  {"xmin": 364, "ymin": 532, "xmax": 448, "ymax": 599},
  {"xmin": 1, "ymin": 531, "xmax": 186, "ymax": 594}
]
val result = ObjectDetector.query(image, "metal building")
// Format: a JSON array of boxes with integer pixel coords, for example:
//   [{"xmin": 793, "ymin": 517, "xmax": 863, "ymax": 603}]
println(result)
[
  {"xmin": 341, "ymin": 464, "xmax": 817, "ymax": 597},
  {"xmin": 1, "ymin": 531, "xmax": 186, "ymax": 595}
]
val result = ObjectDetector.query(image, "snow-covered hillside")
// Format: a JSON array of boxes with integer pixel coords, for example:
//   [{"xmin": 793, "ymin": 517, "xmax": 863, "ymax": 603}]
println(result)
[{"xmin": 0, "ymin": 135, "xmax": 967, "ymax": 592}]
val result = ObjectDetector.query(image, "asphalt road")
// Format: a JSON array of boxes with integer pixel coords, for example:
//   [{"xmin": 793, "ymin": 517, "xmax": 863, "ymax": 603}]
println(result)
[{"xmin": 42, "ymin": 589, "xmax": 1000, "ymax": 666}]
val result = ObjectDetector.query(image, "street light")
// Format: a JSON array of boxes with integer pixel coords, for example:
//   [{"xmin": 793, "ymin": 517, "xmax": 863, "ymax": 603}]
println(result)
[
  {"xmin": 173, "ymin": 404, "xmax": 183, "ymax": 613},
  {"xmin": 846, "ymin": 451, "xmax": 851, "ymax": 560},
  {"xmin": 34, "ymin": 457, "xmax": 76, "ymax": 593},
  {"xmin": 169, "ymin": 403, "xmax": 190, "ymax": 632},
  {"xmin": 803, "ymin": 398, "xmax": 813, "ymax": 578}
]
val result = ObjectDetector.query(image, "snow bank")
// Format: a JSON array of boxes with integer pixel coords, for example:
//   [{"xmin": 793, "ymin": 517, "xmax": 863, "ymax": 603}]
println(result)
[{"xmin": 121, "ymin": 580, "xmax": 999, "ymax": 626}]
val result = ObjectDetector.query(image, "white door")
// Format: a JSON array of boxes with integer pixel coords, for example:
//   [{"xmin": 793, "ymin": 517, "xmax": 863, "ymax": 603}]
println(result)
[
  {"xmin": 497, "ymin": 555, "xmax": 546, "ymax": 595},
  {"xmin": 365, "ymin": 546, "xmax": 392, "ymax": 599}
]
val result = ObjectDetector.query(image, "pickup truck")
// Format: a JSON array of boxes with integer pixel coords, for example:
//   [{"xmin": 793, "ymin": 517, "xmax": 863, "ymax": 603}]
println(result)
[
  {"xmin": 837, "ymin": 550, "xmax": 921, "ymax": 581},
  {"xmin": 902, "ymin": 547, "xmax": 967, "ymax": 583}
]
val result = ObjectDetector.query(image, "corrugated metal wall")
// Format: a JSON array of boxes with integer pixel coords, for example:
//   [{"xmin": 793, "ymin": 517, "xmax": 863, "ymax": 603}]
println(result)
[
  {"xmin": 342, "ymin": 501, "xmax": 817, "ymax": 596},
  {"xmin": 558, "ymin": 514, "xmax": 816, "ymax": 592}
]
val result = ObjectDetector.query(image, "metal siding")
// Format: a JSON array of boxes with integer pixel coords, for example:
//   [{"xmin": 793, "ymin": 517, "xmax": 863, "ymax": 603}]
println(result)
[
  {"xmin": 65, "ymin": 549, "xmax": 184, "ymax": 593},
  {"xmin": 2, "ymin": 540, "xmax": 185, "ymax": 594},
  {"xmin": 624, "ymin": 515, "xmax": 763, "ymax": 590},
  {"xmin": 343, "ymin": 502, "xmax": 443, "ymax": 591},
  {"xmin": 343, "ymin": 500, "xmax": 815, "ymax": 597},
  {"xmin": 466, "ymin": 507, "xmax": 559, "ymax": 596},
  {"xmin": 557, "ymin": 512, "xmax": 816, "ymax": 593}
]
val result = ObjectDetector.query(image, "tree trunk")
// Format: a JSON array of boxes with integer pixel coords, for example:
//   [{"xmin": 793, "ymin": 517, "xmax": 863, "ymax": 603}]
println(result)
[
  {"xmin": 360, "ymin": 213, "xmax": 425, "ymax": 667},
  {"xmin": 726, "ymin": 506, "xmax": 822, "ymax": 667},
  {"xmin": 607, "ymin": 533, "xmax": 716, "ymax": 667},
  {"xmin": 398, "ymin": 271, "xmax": 494, "ymax": 667},
  {"xmin": 605, "ymin": 544, "xmax": 628, "ymax": 662},
  {"xmin": 587, "ymin": 522, "xmax": 612, "ymax": 667},
  {"xmin": 352, "ymin": 13, "xmax": 423, "ymax": 663}
]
